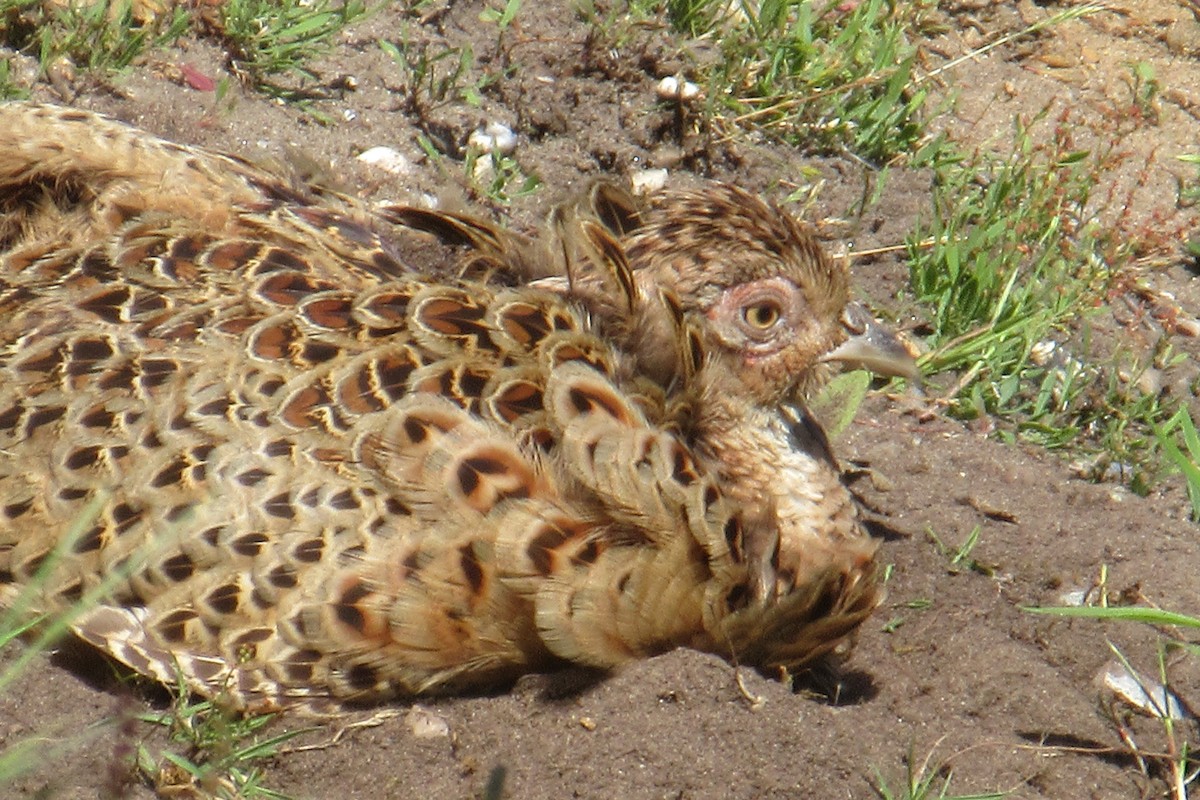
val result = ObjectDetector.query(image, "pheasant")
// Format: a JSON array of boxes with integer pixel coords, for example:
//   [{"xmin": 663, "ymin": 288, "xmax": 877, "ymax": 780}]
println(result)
[{"xmin": 0, "ymin": 102, "xmax": 915, "ymax": 713}]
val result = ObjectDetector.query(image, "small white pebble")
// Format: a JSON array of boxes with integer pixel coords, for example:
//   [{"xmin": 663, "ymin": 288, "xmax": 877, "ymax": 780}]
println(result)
[
  {"xmin": 656, "ymin": 76, "xmax": 679, "ymax": 98},
  {"xmin": 405, "ymin": 706, "xmax": 451, "ymax": 738},
  {"xmin": 472, "ymin": 156, "xmax": 495, "ymax": 182},
  {"xmin": 485, "ymin": 122, "xmax": 517, "ymax": 155},
  {"xmin": 342, "ymin": 108, "xmax": 358, "ymax": 122},
  {"xmin": 1029, "ymin": 340, "xmax": 1056, "ymax": 367},
  {"xmin": 467, "ymin": 129, "xmax": 495, "ymax": 152},
  {"xmin": 1135, "ymin": 367, "xmax": 1162, "ymax": 396},
  {"xmin": 357, "ymin": 146, "xmax": 413, "ymax": 176},
  {"xmin": 470, "ymin": 122, "xmax": 517, "ymax": 155},
  {"xmin": 630, "ymin": 168, "xmax": 668, "ymax": 195},
  {"xmin": 1101, "ymin": 661, "xmax": 1188, "ymax": 720},
  {"xmin": 1057, "ymin": 589, "xmax": 1088, "ymax": 606},
  {"xmin": 656, "ymin": 75, "xmax": 702, "ymax": 102}
]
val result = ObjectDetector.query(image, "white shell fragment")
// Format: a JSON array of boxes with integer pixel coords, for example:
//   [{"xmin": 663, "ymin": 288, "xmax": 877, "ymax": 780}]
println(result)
[
  {"xmin": 468, "ymin": 122, "xmax": 518, "ymax": 155},
  {"xmin": 1101, "ymin": 660, "xmax": 1189, "ymax": 720},
  {"xmin": 1029, "ymin": 340, "xmax": 1057, "ymax": 367},
  {"xmin": 356, "ymin": 146, "xmax": 413, "ymax": 176},
  {"xmin": 405, "ymin": 705, "xmax": 451, "ymax": 739},
  {"xmin": 630, "ymin": 168, "xmax": 668, "ymax": 195},
  {"xmin": 1057, "ymin": 588, "xmax": 1089, "ymax": 606},
  {"xmin": 657, "ymin": 75, "xmax": 702, "ymax": 102}
]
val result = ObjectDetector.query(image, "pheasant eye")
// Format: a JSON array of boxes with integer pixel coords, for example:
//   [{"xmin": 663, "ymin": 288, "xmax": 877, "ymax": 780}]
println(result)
[{"xmin": 742, "ymin": 302, "xmax": 781, "ymax": 330}]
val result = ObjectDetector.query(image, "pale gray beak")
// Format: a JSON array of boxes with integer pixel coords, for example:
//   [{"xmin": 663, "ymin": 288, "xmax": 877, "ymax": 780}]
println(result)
[{"xmin": 821, "ymin": 302, "xmax": 920, "ymax": 382}]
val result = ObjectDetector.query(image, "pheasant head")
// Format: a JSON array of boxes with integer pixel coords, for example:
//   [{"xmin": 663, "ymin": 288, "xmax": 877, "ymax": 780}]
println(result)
[
  {"xmin": 627, "ymin": 183, "xmax": 888, "ymax": 404},
  {"xmin": 497, "ymin": 181, "xmax": 915, "ymax": 406}
]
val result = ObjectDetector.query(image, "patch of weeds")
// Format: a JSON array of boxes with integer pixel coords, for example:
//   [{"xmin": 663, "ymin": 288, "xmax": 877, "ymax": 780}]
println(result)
[
  {"xmin": 907, "ymin": 105, "xmax": 1184, "ymax": 481},
  {"xmin": 902, "ymin": 3, "xmax": 1200, "ymax": 487},
  {"xmin": 0, "ymin": 53, "xmax": 29, "ymax": 99},
  {"xmin": 0, "ymin": 0, "xmax": 188, "ymax": 76},
  {"xmin": 381, "ymin": 37, "xmax": 494, "ymax": 119},
  {"xmin": 477, "ymin": 0, "xmax": 521, "ymax": 77},
  {"xmin": 383, "ymin": 0, "xmax": 531, "ymax": 128},
  {"xmin": 1024, "ymin": 604, "xmax": 1200, "ymax": 797},
  {"xmin": 137, "ymin": 687, "xmax": 310, "ymax": 799},
  {"xmin": 1177, "ymin": 154, "xmax": 1200, "ymax": 211},
  {"xmin": 880, "ymin": 598, "xmax": 933, "ymax": 634},
  {"xmin": 872, "ymin": 741, "xmax": 1008, "ymax": 800},
  {"xmin": 577, "ymin": 0, "xmax": 670, "ymax": 59},
  {"xmin": 1155, "ymin": 406, "xmax": 1200, "ymax": 520},
  {"xmin": 2, "ymin": 0, "xmax": 371, "ymax": 108},
  {"xmin": 924, "ymin": 525, "xmax": 994, "ymax": 577},
  {"xmin": 909, "ymin": 110, "xmax": 1116, "ymax": 379},
  {"xmin": 479, "ymin": 0, "xmax": 521, "ymax": 34},
  {"xmin": 659, "ymin": 0, "xmax": 937, "ymax": 164},
  {"xmin": 1125, "ymin": 60, "xmax": 1162, "ymax": 127},
  {"xmin": 214, "ymin": 0, "xmax": 368, "ymax": 101},
  {"xmin": 466, "ymin": 146, "xmax": 541, "ymax": 205},
  {"xmin": 42, "ymin": 0, "xmax": 188, "ymax": 73}
]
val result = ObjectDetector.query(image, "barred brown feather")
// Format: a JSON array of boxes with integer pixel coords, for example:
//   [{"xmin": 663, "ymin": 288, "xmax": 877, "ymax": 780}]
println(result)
[{"xmin": 0, "ymin": 102, "xmax": 905, "ymax": 713}]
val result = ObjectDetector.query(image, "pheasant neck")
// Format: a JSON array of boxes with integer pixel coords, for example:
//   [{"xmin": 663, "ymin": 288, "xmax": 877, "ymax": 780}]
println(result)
[{"xmin": 693, "ymin": 397, "xmax": 861, "ymax": 599}]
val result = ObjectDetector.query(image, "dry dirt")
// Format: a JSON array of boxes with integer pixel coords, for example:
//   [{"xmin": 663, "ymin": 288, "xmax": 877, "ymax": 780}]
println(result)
[{"xmin": 3, "ymin": 1, "xmax": 1200, "ymax": 798}]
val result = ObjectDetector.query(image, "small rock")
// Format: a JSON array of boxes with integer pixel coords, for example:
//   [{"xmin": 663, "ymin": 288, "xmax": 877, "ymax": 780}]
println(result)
[
  {"xmin": 656, "ymin": 75, "xmax": 702, "ymax": 102},
  {"xmin": 1057, "ymin": 588, "xmax": 1088, "ymax": 606},
  {"xmin": 630, "ymin": 169, "xmax": 668, "ymax": 195},
  {"xmin": 468, "ymin": 122, "xmax": 517, "ymax": 155},
  {"xmin": 1100, "ymin": 660, "xmax": 1189, "ymax": 721},
  {"xmin": 405, "ymin": 705, "xmax": 451, "ymax": 739},
  {"xmin": 357, "ymin": 146, "xmax": 413, "ymax": 176}
]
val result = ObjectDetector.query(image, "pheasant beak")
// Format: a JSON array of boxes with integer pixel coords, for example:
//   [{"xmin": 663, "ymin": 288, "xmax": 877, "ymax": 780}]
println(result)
[{"xmin": 821, "ymin": 302, "xmax": 920, "ymax": 382}]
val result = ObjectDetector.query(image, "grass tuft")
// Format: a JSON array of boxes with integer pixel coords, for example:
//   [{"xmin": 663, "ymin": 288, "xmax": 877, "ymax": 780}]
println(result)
[
  {"xmin": 905, "ymin": 104, "xmax": 1188, "ymax": 487},
  {"xmin": 871, "ymin": 740, "xmax": 1009, "ymax": 800},
  {"xmin": 0, "ymin": 0, "xmax": 188, "ymax": 77},
  {"xmin": 657, "ymin": 0, "xmax": 936, "ymax": 164},
  {"xmin": 136, "ymin": 689, "xmax": 309, "ymax": 799},
  {"xmin": 214, "ymin": 0, "xmax": 368, "ymax": 101}
]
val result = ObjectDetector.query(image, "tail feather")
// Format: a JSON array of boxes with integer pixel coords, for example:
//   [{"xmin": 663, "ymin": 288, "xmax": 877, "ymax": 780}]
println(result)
[{"xmin": 0, "ymin": 102, "xmax": 305, "ymax": 249}]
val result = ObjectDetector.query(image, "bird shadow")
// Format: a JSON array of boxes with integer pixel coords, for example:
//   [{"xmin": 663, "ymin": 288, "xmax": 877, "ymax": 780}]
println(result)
[
  {"xmin": 862, "ymin": 517, "xmax": 909, "ymax": 542},
  {"xmin": 47, "ymin": 635, "xmax": 175, "ymax": 708},
  {"xmin": 40, "ymin": 636, "xmax": 880, "ymax": 714},
  {"xmin": 785, "ymin": 661, "xmax": 879, "ymax": 706},
  {"xmin": 510, "ymin": 665, "xmax": 612, "ymax": 704}
]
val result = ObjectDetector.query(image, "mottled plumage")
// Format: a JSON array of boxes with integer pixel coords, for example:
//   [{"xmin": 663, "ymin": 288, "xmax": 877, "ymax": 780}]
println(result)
[{"xmin": 0, "ymin": 102, "xmax": 913, "ymax": 713}]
